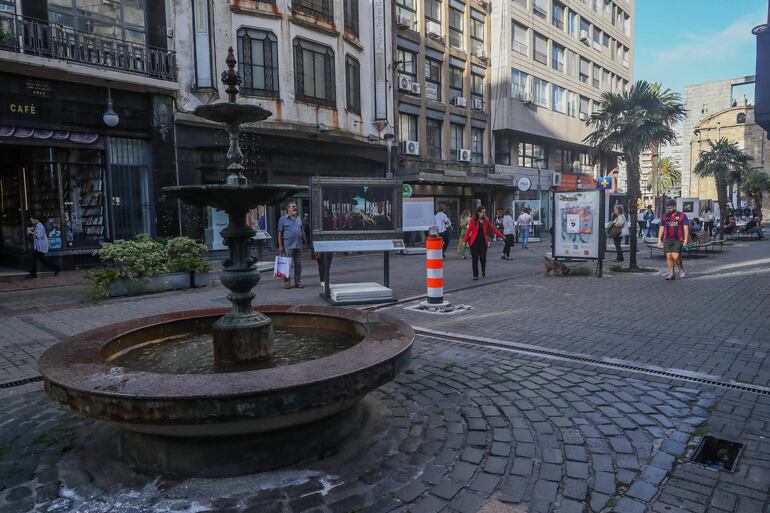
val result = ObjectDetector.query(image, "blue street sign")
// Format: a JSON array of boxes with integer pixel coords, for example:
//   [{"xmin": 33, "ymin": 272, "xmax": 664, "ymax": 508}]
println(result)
[{"xmin": 597, "ymin": 176, "xmax": 613, "ymax": 190}]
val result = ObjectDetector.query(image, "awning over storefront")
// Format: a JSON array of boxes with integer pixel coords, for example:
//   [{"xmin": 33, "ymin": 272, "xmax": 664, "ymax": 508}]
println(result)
[{"xmin": 0, "ymin": 126, "xmax": 99, "ymax": 145}]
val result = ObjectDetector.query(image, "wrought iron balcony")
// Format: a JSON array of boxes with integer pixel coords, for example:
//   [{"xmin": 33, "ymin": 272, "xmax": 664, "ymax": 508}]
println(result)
[{"xmin": 0, "ymin": 13, "xmax": 176, "ymax": 82}]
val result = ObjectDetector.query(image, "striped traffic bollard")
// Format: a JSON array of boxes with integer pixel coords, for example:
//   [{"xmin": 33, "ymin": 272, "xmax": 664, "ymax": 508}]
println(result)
[{"xmin": 425, "ymin": 232, "xmax": 445, "ymax": 305}]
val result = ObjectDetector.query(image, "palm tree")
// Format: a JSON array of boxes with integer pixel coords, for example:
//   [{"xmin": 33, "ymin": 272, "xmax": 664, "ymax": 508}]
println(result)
[
  {"xmin": 743, "ymin": 171, "xmax": 770, "ymax": 212},
  {"xmin": 693, "ymin": 139, "xmax": 753, "ymax": 234},
  {"xmin": 585, "ymin": 81, "xmax": 686, "ymax": 270},
  {"xmin": 647, "ymin": 156, "xmax": 682, "ymax": 195}
]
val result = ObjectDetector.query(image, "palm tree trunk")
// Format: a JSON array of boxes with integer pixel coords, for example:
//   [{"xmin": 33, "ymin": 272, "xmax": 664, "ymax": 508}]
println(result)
[
  {"xmin": 717, "ymin": 177, "xmax": 729, "ymax": 240},
  {"xmin": 625, "ymin": 152, "xmax": 641, "ymax": 270}
]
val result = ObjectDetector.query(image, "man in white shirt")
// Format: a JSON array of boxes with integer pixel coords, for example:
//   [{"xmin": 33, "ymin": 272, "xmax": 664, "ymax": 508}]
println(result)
[
  {"xmin": 434, "ymin": 203, "xmax": 451, "ymax": 257},
  {"xmin": 502, "ymin": 208, "xmax": 515, "ymax": 260},
  {"xmin": 515, "ymin": 208, "xmax": 533, "ymax": 248}
]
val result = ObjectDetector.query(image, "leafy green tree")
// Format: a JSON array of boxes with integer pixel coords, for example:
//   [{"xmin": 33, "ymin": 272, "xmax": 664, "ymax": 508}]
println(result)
[
  {"xmin": 694, "ymin": 138, "xmax": 753, "ymax": 231},
  {"xmin": 585, "ymin": 81, "xmax": 685, "ymax": 270},
  {"xmin": 743, "ymin": 171, "xmax": 770, "ymax": 212},
  {"xmin": 647, "ymin": 156, "xmax": 682, "ymax": 195}
]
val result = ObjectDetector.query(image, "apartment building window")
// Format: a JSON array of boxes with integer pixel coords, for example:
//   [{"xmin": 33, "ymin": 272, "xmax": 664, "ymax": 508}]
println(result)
[
  {"xmin": 345, "ymin": 55, "xmax": 360, "ymax": 114},
  {"xmin": 424, "ymin": 58, "xmax": 442, "ymax": 101},
  {"xmin": 399, "ymin": 113, "xmax": 418, "ymax": 142},
  {"xmin": 344, "ymin": 0, "xmax": 359, "ymax": 36},
  {"xmin": 512, "ymin": 0, "xmax": 526, "ymax": 9},
  {"xmin": 579, "ymin": 152, "xmax": 593, "ymax": 172},
  {"xmin": 592, "ymin": 28, "xmax": 602, "ymax": 50},
  {"xmin": 533, "ymin": 33, "xmax": 548, "ymax": 65},
  {"xmin": 426, "ymin": 119, "xmax": 442, "ymax": 159},
  {"xmin": 567, "ymin": 91, "xmax": 578, "ymax": 117},
  {"xmin": 518, "ymin": 142, "xmax": 546, "ymax": 168},
  {"xmin": 238, "ymin": 28, "xmax": 279, "ymax": 97},
  {"xmin": 623, "ymin": 13, "xmax": 630, "ymax": 36},
  {"xmin": 471, "ymin": 128, "xmax": 483, "ymax": 163},
  {"xmin": 471, "ymin": 70, "xmax": 484, "ymax": 104},
  {"xmin": 49, "ymin": 0, "xmax": 147, "ymax": 43},
  {"xmin": 0, "ymin": 0, "xmax": 15, "ymax": 13},
  {"xmin": 552, "ymin": 2, "xmax": 564, "ymax": 30},
  {"xmin": 568, "ymin": 11, "xmax": 577, "ymax": 37},
  {"xmin": 603, "ymin": 0, "xmax": 612, "ymax": 20},
  {"xmin": 592, "ymin": 64, "xmax": 601, "ymax": 88},
  {"xmin": 552, "ymin": 43, "xmax": 564, "ymax": 72},
  {"xmin": 557, "ymin": 149, "xmax": 574, "ymax": 172},
  {"xmin": 566, "ymin": 49, "xmax": 578, "ymax": 79},
  {"xmin": 616, "ymin": 42, "xmax": 623, "ymax": 62},
  {"xmin": 192, "ymin": 0, "xmax": 213, "ymax": 88},
  {"xmin": 580, "ymin": 19, "xmax": 590, "ymax": 45},
  {"xmin": 425, "ymin": 0, "xmax": 441, "ymax": 23},
  {"xmin": 294, "ymin": 38, "xmax": 335, "ymax": 107},
  {"xmin": 579, "ymin": 57, "xmax": 589, "ymax": 83},
  {"xmin": 449, "ymin": 64, "xmax": 464, "ymax": 102},
  {"xmin": 552, "ymin": 85, "xmax": 566, "ymax": 113},
  {"xmin": 470, "ymin": 11, "xmax": 485, "ymax": 53},
  {"xmin": 450, "ymin": 123, "xmax": 464, "ymax": 157},
  {"xmin": 495, "ymin": 133, "xmax": 511, "ymax": 165},
  {"xmin": 603, "ymin": 33, "xmax": 610, "ymax": 49},
  {"xmin": 532, "ymin": 0, "xmax": 546, "ymax": 19},
  {"xmin": 449, "ymin": 7, "xmax": 464, "ymax": 50},
  {"xmin": 511, "ymin": 68, "xmax": 530, "ymax": 100},
  {"xmin": 603, "ymin": 69, "xmax": 611, "ymax": 91},
  {"xmin": 397, "ymin": 49, "xmax": 417, "ymax": 78},
  {"xmin": 615, "ymin": 7, "xmax": 623, "ymax": 27},
  {"xmin": 623, "ymin": 46, "xmax": 629, "ymax": 67},
  {"xmin": 579, "ymin": 95, "xmax": 589, "ymax": 120},
  {"xmin": 512, "ymin": 22, "xmax": 528, "ymax": 55},
  {"xmin": 396, "ymin": 0, "xmax": 416, "ymax": 19},
  {"xmin": 292, "ymin": 0, "xmax": 333, "ymax": 22},
  {"xmin": 532, "ymin": 78, "xmax": 548, "ymax": 108}
]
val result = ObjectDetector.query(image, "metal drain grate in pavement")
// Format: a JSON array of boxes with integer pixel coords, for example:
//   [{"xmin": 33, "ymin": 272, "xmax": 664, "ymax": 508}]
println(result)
[
  {"xmin": 690, "ymin": 436, "xmax": 744, "ymax": 471},
  {"xmin": 415, "ymin": 327, "xmax": 770, "ymax": 396},
  {"xmin": 0, "ymin": 375, "xmax": 44, "ymax": 389}
]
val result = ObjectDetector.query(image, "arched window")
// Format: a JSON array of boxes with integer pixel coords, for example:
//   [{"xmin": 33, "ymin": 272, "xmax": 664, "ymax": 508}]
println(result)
[
  {"xmin": 737, "ymin": 112, "xmax": 746, "ymax": 124},
  {"xmin": 237, "ymin": 28, "xmax": 279, "ymax": 97}
]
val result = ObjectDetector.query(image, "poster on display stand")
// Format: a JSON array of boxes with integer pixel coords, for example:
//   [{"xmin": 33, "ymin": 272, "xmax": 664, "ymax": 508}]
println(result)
[
  {"xmin": 553, "ymin": 190, "xmax": 603, "ymax": 260},
  {"xmin": 676, "ymin": 198, "xmax": 700, "ymax": 219},
  {"xmin": 402, "ymin": 197, "xmax": 436, "ymax": 232}
]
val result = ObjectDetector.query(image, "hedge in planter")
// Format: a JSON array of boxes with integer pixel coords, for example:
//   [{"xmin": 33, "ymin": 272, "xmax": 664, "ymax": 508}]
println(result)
[{"xmin": 86, "ymin": 235, "xmax": 210, "ymax": 298}]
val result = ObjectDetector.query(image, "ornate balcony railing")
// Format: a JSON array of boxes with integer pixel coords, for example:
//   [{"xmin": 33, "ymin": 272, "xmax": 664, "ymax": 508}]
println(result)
[{"xmin": 0, "ymin": 13, "xmax": 176, "ymax": 82}]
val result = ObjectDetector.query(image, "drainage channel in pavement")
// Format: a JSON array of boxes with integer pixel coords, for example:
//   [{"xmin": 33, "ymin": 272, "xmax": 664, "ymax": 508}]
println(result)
[{"xmin": 414, "ymin": 326, "xmax": 770, "ymax": 397}]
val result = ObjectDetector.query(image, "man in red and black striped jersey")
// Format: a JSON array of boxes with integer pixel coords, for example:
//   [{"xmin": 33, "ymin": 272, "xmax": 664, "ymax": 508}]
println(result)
[{"xmin": 657, "ymin": 199, "xmax": 690, "ymax": 280}]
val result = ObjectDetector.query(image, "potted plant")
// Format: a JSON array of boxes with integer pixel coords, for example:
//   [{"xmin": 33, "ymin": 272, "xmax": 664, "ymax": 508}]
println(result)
[{"xmin": 165, "ymin": 236, "xmax": 211, "ymax": 287}]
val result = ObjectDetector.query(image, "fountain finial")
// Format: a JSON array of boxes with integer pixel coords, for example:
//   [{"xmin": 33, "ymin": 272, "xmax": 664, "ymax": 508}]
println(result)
[{"xmin": 222, "ymin": 47, "xmax": 241, "ymax": 103}]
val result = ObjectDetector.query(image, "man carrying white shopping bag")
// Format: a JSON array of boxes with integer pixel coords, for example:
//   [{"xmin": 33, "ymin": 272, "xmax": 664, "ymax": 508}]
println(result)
[{"xmin": 277, "ymin": 201, "xmax": 307, "ymax": 289}]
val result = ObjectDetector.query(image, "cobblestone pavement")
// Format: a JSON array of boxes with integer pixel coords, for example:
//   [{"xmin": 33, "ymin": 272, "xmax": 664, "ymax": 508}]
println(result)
[{"xmin": 0, "ymin": 241, "xmax": 768, "ymax": 513}]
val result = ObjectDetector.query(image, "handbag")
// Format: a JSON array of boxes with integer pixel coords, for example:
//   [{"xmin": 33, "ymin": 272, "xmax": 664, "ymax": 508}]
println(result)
[
  {"xmin": 273, "ymin": 255, "xmax": 292, "ymax": 279},
  {"xmin": 607, "ymin": 224, "xmax": 622, "ymax": 238}
]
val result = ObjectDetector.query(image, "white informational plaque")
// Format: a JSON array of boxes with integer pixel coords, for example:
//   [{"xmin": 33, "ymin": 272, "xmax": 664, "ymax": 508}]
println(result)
[{"xmin": 402, "ymin": 197, "xmax": 435, "ymax": 232}]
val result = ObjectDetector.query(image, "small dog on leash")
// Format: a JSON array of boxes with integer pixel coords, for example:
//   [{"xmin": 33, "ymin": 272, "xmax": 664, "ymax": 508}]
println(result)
[{"xmin": 544, "ymin": 257, "xmax": 571, "ymax": 276}]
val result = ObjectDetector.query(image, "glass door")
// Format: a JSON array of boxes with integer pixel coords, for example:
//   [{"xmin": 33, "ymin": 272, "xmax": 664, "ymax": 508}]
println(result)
[{"xmin": 108, "ymin": 138, "xmax": 152, "ymax": 239}]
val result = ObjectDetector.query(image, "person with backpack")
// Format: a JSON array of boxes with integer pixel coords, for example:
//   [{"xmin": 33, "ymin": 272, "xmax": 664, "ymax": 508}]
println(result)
[{"xmin": 657, "ymin": 199, "xmax": 690, "ymax": 280}]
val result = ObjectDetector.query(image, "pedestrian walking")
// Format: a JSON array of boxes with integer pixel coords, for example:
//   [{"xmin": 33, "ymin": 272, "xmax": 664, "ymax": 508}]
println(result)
[
  {"xmin": 502, "ymin": 208, "xmax": 515, "ymax": 260},
  {"xmin": 637, "ymin": 209, "xmax": 646, "ymax": 237},
  {"xmin": 607, "ymin": 205, "xmax": 626, "ymax": 262},
  {"xmin": 493, "ymin": 210, "xmax": 504, "ymax": 242},
  {"xmin": 516, "ymin": 208, "xmax": 533, "ymax": 248},
  {"xmin": 463, "ymin": 206, "xmax": 504, "ymax": 280},
  {"xmin": 657, "ymin": 199, "xmax": 690, "ymax": 280},
  {"xmin": 643, "ymin": 205, "xmax": 655, "ymax": 238},
  {"xmin": 702, "ymin": 207, "xmax": 715, "ymax": 237},
  {"xmin": 457, "ymin": 209, "xmax": 471, "ymax": 259},
  {"xmin": 277, "ymin": 201, "xmax": 307, "ymax": 289},
  {"xmin": 434, "ymin": 203, "xmax": 451, "ymax": 257},
  {"xmin": 27, "ymin": 214, "xmax": 60, "ymax": 279}
]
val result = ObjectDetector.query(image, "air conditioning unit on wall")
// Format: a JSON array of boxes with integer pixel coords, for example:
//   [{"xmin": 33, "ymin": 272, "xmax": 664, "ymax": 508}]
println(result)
[
  {"xmin": 411, "ymin": 82, "xmax": 421, "ymax": 95},
  {"xmin": 472, "ymin": 98, "xmax": 483, "ymax": 111},
  {"xmin": 398, "ymin": 75, "xmax": 413, "ymax": 91},
  {"xmin": 457, "ymin": 149, "xmax": 472, "ymax": 162},
  {"xmin": 396, "ymin": 13, "xmax": 414, "ymax": 28},
  {"xmin": 401, "ymin": 140, "xmax": 420, "ymax": 155}
]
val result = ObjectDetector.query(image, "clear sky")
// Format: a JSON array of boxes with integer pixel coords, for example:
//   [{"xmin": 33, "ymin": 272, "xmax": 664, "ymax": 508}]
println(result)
[{"xmin": 633, "ymin": 0, "xmax": 768, "ymax": 94}]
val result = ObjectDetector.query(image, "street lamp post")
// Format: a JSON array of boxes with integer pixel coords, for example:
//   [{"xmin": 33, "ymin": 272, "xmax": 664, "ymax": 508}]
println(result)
[{"xmin": 384, "ymin": 133, "xmax": 396, "ymax": 179}]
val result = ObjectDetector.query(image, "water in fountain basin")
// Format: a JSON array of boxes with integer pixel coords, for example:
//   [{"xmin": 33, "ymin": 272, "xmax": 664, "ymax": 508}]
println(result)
[{"xmin": 109, "ymin": 328, "xmax": 360, "ymax": 374}]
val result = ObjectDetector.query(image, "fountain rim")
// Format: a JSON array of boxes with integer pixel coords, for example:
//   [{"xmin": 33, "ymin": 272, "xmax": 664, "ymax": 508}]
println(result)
[{"xmin": 38, "ymin": 305, "xmax": 414, "ymax": 401}]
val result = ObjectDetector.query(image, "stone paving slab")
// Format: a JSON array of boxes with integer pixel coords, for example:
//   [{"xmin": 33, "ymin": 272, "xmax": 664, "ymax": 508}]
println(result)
[{"xmin": 3, "ymin": 336, "xmax": 763, "ymax": 513}]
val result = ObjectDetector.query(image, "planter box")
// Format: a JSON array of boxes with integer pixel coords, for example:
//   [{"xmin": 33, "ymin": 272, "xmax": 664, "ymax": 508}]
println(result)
[
  {"xmin": 190, "ymin": 271, "xmax": 210, "ymax": 288},
  {"xmin": 107, "ymin": 272, "xmax": 191, "ymax": 298}
]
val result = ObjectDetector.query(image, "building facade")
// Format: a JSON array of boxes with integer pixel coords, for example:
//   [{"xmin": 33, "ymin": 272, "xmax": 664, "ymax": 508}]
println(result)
[
  {"xmin": 172, "ymin": 0, "xmax": 394, "ymax": 247},
  {"xmin": 681, "ymin": 75, "xmax": 756, "ymax": 197},
  {"xmin": 392, "ymin": 0, "xmax": 509, "ymax": 234},
  {"xmin": 491, "ymin": 0, "xmax": 633, "ymax": 219},
  {"xmin": 0, "ymin": 0, "xmax": 178, "ymax": 269},
  {"xmin": 689, "ymin": 104, "xmax": 770, "ymax": 216}
]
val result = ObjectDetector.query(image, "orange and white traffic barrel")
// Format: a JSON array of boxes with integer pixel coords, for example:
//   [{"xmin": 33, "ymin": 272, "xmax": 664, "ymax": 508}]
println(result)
[{"xmin": 425, "ymin": 232, "xmax": 445, "ymax": 305}]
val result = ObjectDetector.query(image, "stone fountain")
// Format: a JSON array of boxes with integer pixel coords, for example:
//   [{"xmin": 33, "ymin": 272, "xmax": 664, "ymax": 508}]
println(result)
[{"xmin": 38, "ymin": 48, "xmax": 413, "ymax": 478}]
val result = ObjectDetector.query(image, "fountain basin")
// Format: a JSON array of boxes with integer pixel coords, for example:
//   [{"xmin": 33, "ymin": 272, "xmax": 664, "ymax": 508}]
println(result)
[{"xmin": 38, "ymin": 306, "xmax": 413, "ymax": 476}]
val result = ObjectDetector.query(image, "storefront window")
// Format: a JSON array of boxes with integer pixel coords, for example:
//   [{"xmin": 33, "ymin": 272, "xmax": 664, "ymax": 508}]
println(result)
[
  {"xmin": 48, "ymin": 0, "xmax": 147, "ymax": 44},
  {"xmin": 108, "ymin": 138, "xmax": 151, "ymax": 240},
  {"xmin": 57, "ymin": 148, "xmax": 106, "ymax": 247},
  {"xmin": 0, "ymin": 0, "xmax": 15, "ymax": 14}
]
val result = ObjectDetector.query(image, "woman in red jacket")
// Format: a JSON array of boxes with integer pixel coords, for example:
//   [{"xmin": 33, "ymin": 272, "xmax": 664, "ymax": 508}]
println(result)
[{"xmin": 464, "ymin": 206, "xmax": 505, "ymax": 280}]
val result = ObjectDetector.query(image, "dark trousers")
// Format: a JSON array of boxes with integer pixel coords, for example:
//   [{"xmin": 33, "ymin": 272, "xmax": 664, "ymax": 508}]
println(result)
[
  {"xmin": 704, "ymin": 221, "xmax": 714, "ymax": 237},
  {"xmin": 637, "ymin": 220, "xmax": 646, "ymax": 236},
  {"xmin": 613, "ymin": 235, "xmax": 623, "ymax": 261},
  {"xmin": 471, "ymin": 242, "xmax": 487, "ymax": 278},
  {"xmin": 316, "ymin": 253, "xmax": 332, "ymax": 282},
  {"xmin": 440, "ymin": 231, "xmax": 450, "ymax": 255},
  {"xmin": 503, "ymin": 234, "xmax": 515, "ymax": 257},
  {"xmin": 29, "ymin": 250, "xmax": 60, "ymax": 277},
  {"xmin": 283, "ymin": 248, "xmax": 302, "ymax": 285}
]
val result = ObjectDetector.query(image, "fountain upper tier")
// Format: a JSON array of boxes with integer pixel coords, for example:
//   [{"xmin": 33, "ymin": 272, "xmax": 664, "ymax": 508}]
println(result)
[
  {"xmin": 164, "ymin": 183, "xmax": 306, "ymax": 210},
  {"xmin": 193, "ymin": 103, "xmax": 272, "ymax": 126}
]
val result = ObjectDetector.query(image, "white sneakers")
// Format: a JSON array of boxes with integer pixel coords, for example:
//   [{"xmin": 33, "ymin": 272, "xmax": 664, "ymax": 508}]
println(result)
[
  {"xmin": 665, "ymin": 272, "xmax": 675, "ymax": 280},
  {"xmin": 679, "ymin": 270, "xmax": 686, "ymax": 278}
]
